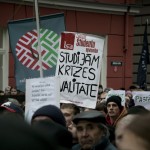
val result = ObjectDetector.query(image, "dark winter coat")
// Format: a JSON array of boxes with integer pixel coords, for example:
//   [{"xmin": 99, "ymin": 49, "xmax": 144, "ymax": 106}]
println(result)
[{"xmin": 72, "ymin": 136, "xmax": 117, "ymax": 150}]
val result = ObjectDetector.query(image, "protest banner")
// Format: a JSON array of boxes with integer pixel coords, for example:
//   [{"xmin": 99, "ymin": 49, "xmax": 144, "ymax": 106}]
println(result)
[
  {"xmin": 132, "ymin": 91, "xmax": 150, "ymax": 109},
  {"xmin": 56, "ymin": 32, "xmax": 105, "ymax": 108},
  {"xmin": 106, "ymin": 90, "xmax": 125, "ymax": 106},
  {"xmin": 8, "ymin": 13, "xmax": 65, "ymax": 92},
  {"xmin": 25, "ymin": 76, "xmax": 60, "ymax": 123}
]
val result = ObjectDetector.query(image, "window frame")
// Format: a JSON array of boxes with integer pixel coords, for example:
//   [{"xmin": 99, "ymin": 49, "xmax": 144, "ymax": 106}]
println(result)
[{"xmin": 0, "ymin": 28, "xmax": 9, "ymax": 91}]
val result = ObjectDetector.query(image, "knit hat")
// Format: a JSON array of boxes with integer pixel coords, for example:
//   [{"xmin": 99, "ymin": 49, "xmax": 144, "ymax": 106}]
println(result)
[
  {"xmin": 106, "ymin": 95, "xmax": 123, "ymax": 110},
  {"xmin": 31, "ymin": 105, "xmax": 66, "ymax": 127}
]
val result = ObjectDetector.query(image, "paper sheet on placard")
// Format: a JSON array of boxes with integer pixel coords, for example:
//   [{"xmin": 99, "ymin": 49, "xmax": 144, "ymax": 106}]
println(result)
[
  {"xmin": 132, "ymin": 91, "xmax": 150, "ymax": 110},
  {"xmin": 56, "ymin": 32, "xmax": 105, "ymax": 108},
  {"xmin": 25, "ymin": 76, "xmax": 60, "ymax": 123}
]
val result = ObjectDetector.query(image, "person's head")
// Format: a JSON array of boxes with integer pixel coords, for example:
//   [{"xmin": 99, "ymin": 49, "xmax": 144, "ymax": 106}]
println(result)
[
  {"xmin": 61, "ymin": 103, "xmax": 80, "ymax": 127},
  {"xmin": 97, "ymin": 92, "xmax": 107, "ymax": 103},
  {"xmin": 4, "ymin": 86, "xmax": 11, "ymax": 95},
  {"xmin": 95, "ymin": 102, "xmax": 107, "ymax": 116},
  {"xmin": 61, "ymin": 103, "xmax": 80, "ymax": 144},
  {"xmin": 127, "ymin": 98, "xmax": 135, "ymax": 109},
  {"xmin": 98, "ymin": 84, "xmax": 103, "ymax": 95},
  {"xmin": 104, "ymin": 87, "xmax": 113, "ymax": 93},
  {"xmin": 0, "ymin": 114, "xmax": 67, "ymax": 150},
  {"xmin": 125, "ymin": 91, "xmax": 133, "ymax": 99},
  {"xmin": 127, "ymin": 105, "xmax": 149, "ymax": 115},
  {"xmin": 8, "ymin": 98, "xmax": 21, "ymax": 107},
  {"xmin": 0, "ymin": 90, "xmax": 4, "ymax": 95},
  {"xmin": 119, "ymin": 113, "xmax": 150, "ymax": 150},
  {"xmin": 73, "ymin": 110, "xmax": 108, "ymax": 150},
  {"xmin": 125, "ymin": 96, "xmax": 130, "ymax": 108},
  {"xmin": 115, "ymin": 115, "xmax": 136, "ymax": 149},
  {"xmin": 31, "ymin": 105, "xmax": 66, "ymax": 127},
  {"xmin": 32, "ymin": 119, "xmax": 73, "ymax": 150},
  {"xmin": 115, "ymin": 105, "xmax": 149, "ymax": 149},
  {"xmin": 10, "ymin": 87, "xmax": 18, "ymax": 95},
  {"xmin": 0, "ymin": 101, "xmax": 24, "ymax": 118},
  {"xmin": 125, "ymin": 91, "xmax": 135, "ymax": 108},
  {"xmin": 106, "ymin": 95, "xmax": 123, "ymax": 118},
  {"xmin": 129, "ymin": 85, "xmax": 139, "ymax": 91}
]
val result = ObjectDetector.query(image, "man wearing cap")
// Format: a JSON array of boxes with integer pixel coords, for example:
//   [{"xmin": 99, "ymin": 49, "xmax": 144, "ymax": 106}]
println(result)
[
  {"xmin": 72, "ymin": 110, "xmax": 117, "ymax": 150},
  {"xmin": 106, "ymin": 95, "xmax": 127, "ymax": 127}
]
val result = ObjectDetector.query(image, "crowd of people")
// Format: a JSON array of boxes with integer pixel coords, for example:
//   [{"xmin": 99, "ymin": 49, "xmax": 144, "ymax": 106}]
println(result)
[
  {"xmin": 0, "ymin": 86, "xmax": 25, "ymax": 96},
  {"xmin": 0, "ymin": 84, "xmax": 150, "ymax": 150}
]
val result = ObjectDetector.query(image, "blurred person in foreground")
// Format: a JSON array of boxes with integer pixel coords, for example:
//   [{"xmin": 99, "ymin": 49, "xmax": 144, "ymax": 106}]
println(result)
[
  {"xmin": 32, "ymin": 119, "xmax": 73, "ymax": 150},
  {"xmin": 0, "ymin": 113, "xmax": 68, "ymax": 150},
  {"xmin": 118, "ymin": 112, "xmax": 150, "ymax": 150},
  {"xmin": 115, "ymin": 105, "xmax": 149, "ymax": 149},
  {"xmin": 72, "ymin": 110, "xmax": 117, "ymax": 150}
]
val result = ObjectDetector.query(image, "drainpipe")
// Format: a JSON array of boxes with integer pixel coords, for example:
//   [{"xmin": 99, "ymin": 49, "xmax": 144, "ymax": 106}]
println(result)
[{"xmin": 123, "ymin": 0, "xmax": 129, "ymax": 89}]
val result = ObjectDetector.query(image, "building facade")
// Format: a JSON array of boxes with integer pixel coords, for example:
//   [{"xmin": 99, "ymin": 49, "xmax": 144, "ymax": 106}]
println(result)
[
  {"xmin": 0, "ymin": 0, "xmax": 140, "ymax": 91},
  {"xmin": 133, "ymin": 0, "xmax": 150, "ymax": 89}
]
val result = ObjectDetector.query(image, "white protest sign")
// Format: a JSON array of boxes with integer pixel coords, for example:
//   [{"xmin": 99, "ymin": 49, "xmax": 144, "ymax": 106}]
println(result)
[
  {"xmin": 106, "ymin": 90, "xmax": 125, "ymax": 106},
  {"xmin": 132, "ymin": 91, "xmax": 150, "ymax": 110},
  {"xmin": 25, "ymin": 76, "xmax": 60, "ymax": 123},
  {"xmin": 56, "ymin": 31, "xmax": 105, "ymax": 108}
]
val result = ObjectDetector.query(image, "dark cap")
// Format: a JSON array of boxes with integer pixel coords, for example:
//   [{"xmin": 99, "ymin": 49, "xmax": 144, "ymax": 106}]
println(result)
[
  {"xmin": 0, "ymin": 102, "xmax": 24, "ymax": 116},
  {"xmin": 73, "ymin": 110, "xmax": 106, "ymax": 125},
  {"xmin": 106, "ymin": 95, "xmax": 123, "ymax": 111}
]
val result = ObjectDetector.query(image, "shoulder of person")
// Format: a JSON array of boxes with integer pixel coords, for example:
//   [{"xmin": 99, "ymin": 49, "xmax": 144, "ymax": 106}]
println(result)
[
  {"xmin": 72, "ymin": 144, "xmax": 80, "ymax": 150},
  {"xmin": 105, "ymin": 143, "xmax": 117, "ymax": 150}
]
